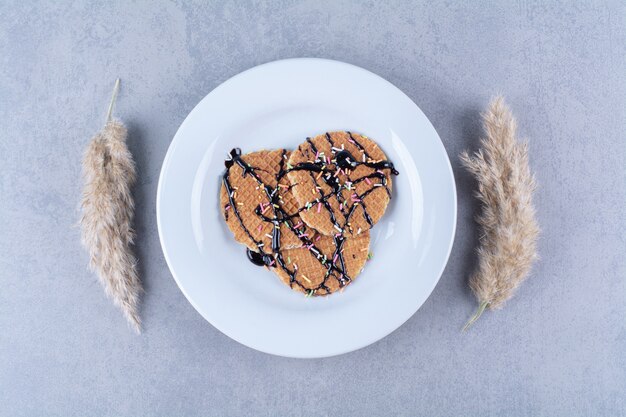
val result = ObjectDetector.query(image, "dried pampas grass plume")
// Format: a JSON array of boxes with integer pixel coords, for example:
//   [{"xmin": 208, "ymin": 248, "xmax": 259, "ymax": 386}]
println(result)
[
  {"xmin": 460, "ymin": 96, "xmax": 539, "ymax": 330},
  {"xmin": 80, "ymin": 79, "xmax": 143, "ymax": 332}
]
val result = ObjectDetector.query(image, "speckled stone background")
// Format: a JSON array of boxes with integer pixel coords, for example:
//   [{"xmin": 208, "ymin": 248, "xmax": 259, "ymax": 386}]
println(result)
[{"xmin": 1, "ymin": 1, "xmax": 625, "ymax": 416}]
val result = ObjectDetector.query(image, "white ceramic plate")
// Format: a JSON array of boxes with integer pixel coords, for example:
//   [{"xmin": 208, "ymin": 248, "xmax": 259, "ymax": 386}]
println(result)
[{"xmin": 157, "ymin": 58, "xmax": 456, "ymax": 358}]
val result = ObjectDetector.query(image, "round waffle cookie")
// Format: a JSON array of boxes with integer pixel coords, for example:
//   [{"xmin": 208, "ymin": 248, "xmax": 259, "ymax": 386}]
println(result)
[
  {"xmin": 220, "ymin": 148, "xmax": 316, "ymax": 251},
  {"xmin": 286, "ymin": 131, "xmax": 398, "ymax": 237},
  {"xmin": 220, "ymin": 147, "xmax": 371, "ymax": 295}
]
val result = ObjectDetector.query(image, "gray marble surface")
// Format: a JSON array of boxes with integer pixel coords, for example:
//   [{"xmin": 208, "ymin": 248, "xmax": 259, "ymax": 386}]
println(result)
[{"xmin": 1, "ymin": 1, "xmax": 625, "ymax": 416}]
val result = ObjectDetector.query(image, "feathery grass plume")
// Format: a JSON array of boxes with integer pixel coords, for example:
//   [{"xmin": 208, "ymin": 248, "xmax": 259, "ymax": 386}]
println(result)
[
  {"xmin": 80, "ymin": 79, "xmax": 142, "ymax": 332},
  {"xmin": 460, "ymin": 96, "xmax": 539, "ymax": 330}
]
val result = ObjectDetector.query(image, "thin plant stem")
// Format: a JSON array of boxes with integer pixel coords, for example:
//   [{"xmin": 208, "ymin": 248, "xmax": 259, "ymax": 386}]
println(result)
[
  {"xmin": 463, "ymin": 301, "xmax": 489, "ymax": 331},
  {"xmin": 106, "ymin": 78, "xmax": 121, "ymax": 122}
]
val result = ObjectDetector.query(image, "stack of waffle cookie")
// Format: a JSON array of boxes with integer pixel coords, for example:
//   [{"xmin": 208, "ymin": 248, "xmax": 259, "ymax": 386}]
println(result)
[{"xmin": 219, "ymin": 131, "xmax": 398, "ymax": 296}]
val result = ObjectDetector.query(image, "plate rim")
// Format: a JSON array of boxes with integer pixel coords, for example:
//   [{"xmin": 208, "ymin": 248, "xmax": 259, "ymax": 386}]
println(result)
[{"xmin": 156, "ymin": 57, "xmax": 457, "ymax": 358}]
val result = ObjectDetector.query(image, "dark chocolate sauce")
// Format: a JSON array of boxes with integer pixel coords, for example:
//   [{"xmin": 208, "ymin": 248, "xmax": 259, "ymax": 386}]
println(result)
[
  {"xmin": 246, "ymin": 248, "xmax": 273, "ymax": 266},
  {"xmin": 335, "ymin": 150, "xmax": 358, "ymax": 169},
  {"xmin": 335, "ymin": 149, "xmax": 399, "ymax": 175},
  {"xmin": 222, "ymin": 132, "xmax": 399, "ymax": 296},
  {"xmin": 224, "ymin": 148, "xmax": 241, "ymax": 169}
]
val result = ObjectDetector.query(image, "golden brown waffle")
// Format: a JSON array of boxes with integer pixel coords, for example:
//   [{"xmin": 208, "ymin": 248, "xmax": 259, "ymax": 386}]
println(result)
[
  {"xmin": 286, "ymin": 131, "xmax": 395, "ymax": 237},
  {"xmin": 272, "ymin": 232, "xmax": 371, "ymax": 295},
  {"xmin": 220, "ymin": 149, "xmax": 316, "ymax": 251},
  {"xmin": 220, "ymin": 147, "xmax": 372, "ymax": 296}
]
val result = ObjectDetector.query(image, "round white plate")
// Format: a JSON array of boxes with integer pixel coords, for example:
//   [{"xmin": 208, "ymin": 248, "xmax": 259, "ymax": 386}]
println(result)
[{"xmin": 157, "ymin": 58, "xmax": 456, "ymax": 358}]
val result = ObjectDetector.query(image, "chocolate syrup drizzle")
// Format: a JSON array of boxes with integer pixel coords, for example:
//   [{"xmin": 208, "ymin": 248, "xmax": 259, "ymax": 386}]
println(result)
[{"xmin": 222, "ymin": 133, "xmax": 398, "ymax": 296}]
